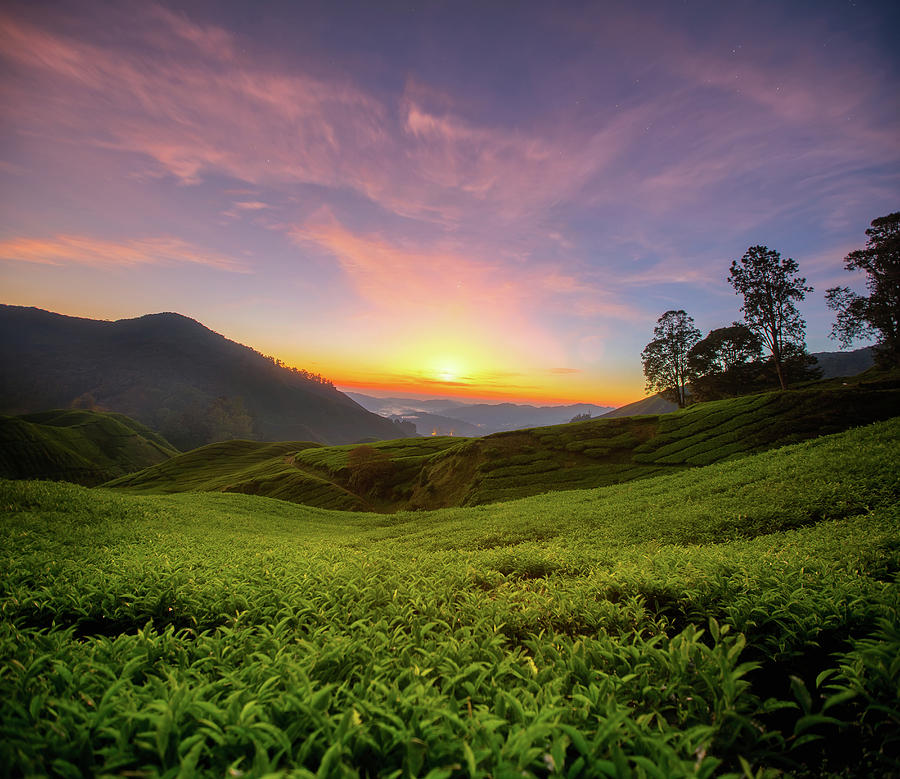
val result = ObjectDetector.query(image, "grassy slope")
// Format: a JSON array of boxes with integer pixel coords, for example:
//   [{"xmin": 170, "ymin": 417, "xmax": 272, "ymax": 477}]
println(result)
[
  {"xmin": 0, "ymin": 409, "xmax": 178, "ymax": 485},
  {"xmin": 1, "ymin": 419, "xmax": 899, "ymax": 776},
  {"xmin": 105, "ymin": 439, "xmax": 368, "ymax": 511},
  {"xmin": 109, "ymin": 385, "xmax": 900, "ymax": 512}
]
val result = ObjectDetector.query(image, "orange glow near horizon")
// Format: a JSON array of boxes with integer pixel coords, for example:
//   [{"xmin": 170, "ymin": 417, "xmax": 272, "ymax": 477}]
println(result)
[
  {"xmin": 276, "ymin": 332, "xmax": 640, "ymax": 407},
  {"xmin": 324, "ymin": 370, "xmax": 636, "ymax": 407}
]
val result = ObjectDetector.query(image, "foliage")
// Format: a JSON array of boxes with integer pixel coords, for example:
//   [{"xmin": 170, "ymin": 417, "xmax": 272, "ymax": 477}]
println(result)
[
  {"xmin": 687, "ymin": 324, "xmax": 762, "ymax": 401},
  {"xmin": 728, "ymin": 246, "xmax": 813, "ymax": 390},
  {"xmin": 1, "ymin": 418, "xmax": 900, "ymax": 776},
  {"xmin": 641, "ymin": 310, "xmax": 702, "ymax": 408},
  {"xmin": 826, "ymin": 211, "xmax": 900, "ymax": 368}
]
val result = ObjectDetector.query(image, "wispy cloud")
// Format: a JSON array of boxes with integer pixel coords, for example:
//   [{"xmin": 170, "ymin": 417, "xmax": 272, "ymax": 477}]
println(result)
[
  {"xmin": 288, "ymin": 208, "xmax": 641, "ymax": 327},
  {"xmin": 0, "ymin": 234, "xmax": 248, "ymax": 272}
]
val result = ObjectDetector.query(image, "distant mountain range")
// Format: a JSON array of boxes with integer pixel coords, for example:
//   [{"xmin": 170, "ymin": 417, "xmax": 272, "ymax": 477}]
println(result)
[
  {"xmin": 0, "ymin": 305, "xmax": 408, "ymax": 449},
  {"xmin": 346, "ymin": 392, "xmax": 613, "ymax": 436}
]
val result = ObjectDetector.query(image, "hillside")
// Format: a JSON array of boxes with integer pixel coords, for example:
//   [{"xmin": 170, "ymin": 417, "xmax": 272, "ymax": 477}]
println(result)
[
  {"xmin": 0, "ymin": 305, "xmax": 408, "ymax": 449},
  {"xmin": 106, "ymin": 439, "xmax": 368, "ymax": 511},
  {"xmin": 0, "ymin": 409, "xmax": 177, "ymax": 485},
  {"xmin": 601, "ymin": 392, "xmax": 678, "ymax": 418},
  {"xmin": 3, "ymin": 419, "xmax": 899, "ymax": 776},
  {"xmin": 811, "ymin": 345, "xmax": 874, "ymax": 378},
  {"xmin": 110, "ymin": 383, "xmax": 900, "ymax": 511}
]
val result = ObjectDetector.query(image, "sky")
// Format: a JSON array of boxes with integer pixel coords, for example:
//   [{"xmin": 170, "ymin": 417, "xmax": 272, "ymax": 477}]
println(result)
[{"xmin": 1, "ymin": 0, "xmax": 898, "ymax": 406}]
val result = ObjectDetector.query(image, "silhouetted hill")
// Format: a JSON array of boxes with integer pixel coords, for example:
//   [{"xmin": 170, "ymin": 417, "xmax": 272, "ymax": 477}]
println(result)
[
  {"xmin": 0, "ymin": 305, "xmax": 409, "ymax": 449},
  {"xmin": 810, "ymin": 346, "xmax": 874, "ymax": 379},
  {"xmin": 0, "ymin": 409, "xmax": 177, "ymax": 485}
]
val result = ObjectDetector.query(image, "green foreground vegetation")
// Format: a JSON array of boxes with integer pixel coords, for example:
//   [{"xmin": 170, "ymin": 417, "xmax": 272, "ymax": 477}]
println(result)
[
  {"xmin": 109, "ymin": 384, "xmax": 900, "ymax": 512},
  {"xmin": 2, "ymin": 418, "xmax": 899, "ymax": 777}
]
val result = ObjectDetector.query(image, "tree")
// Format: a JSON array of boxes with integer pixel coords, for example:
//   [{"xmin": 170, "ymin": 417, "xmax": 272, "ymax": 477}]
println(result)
[
  {"xmin": 641, "ymin": 310, "xmax": 701, "ymax": 408},
  {"xmin": 825, "ymin": 211, "xmax": 900, "ymax": 368},
  {"xmin": 207, "ymin": 396, "xmax": 255, "ymax": 442},
  {"xmin": 728, "ymin": 245, "xmax": 813, "ymax": 390},
  {"xmin": 688, "ymin": 323, "xmax": 762, "ymax": 376},
  {"xmin": 687, "ymin": 323, "xmax": 762, "ymax": 401}
]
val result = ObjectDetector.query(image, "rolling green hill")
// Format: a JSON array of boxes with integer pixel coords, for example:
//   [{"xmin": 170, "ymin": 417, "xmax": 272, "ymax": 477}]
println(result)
[
  {"xmin": 105, "ymin": 439, "xmax": 368, "ymax": 511},
  {"xmin": 0, "ymin": 409, "xmax": 178, "ymax": 485},
  {"xmin": 2, "ymin": 418, "xmax": 899, "ymax": 776},
  {"xmin": 109, "ymin": 384, "xmax": 900, "ymax": 511}
]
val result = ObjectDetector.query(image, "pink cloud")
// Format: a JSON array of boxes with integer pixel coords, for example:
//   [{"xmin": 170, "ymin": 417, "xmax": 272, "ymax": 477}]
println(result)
[
  {"xmin": 0, "ymin": 234, "xmax": 248, "ymax": 272},
  {"xmin": 0, "ymin": 5, "xmax": 643, "ymax": 231},
  {"xmin": 1, "ymin": 1, "xmax": 894, "ymax": 320},
  {"xmin": 288, "ymin": 209, "xmax": 642, "ymax": 335}
]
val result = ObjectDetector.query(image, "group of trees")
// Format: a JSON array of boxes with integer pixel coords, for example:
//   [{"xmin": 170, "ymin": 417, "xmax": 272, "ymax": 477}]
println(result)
[
  {"xmin": 256, "ymin": 351, "xmax": 335, "ymax": 387},
  {"xmin": 642, "ymin": 211, "xmax": 899, "ymax": 407}
]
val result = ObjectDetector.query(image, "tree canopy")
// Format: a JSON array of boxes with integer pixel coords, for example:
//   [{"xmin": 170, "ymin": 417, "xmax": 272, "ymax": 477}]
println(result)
[
  {"xmin": 825, "ymin": 211, "xmax": 900, "ymax": 368},
  {"xmin": 687, "ymin": 323, "xmax": 762, "ymax": 401},
  {"xmin": 641, "ymin": 310, "xmax": 701, "ymax": 408},
  {"xmin": 728, "ymin": 246, "xmax": 812, "ymax": 390}
]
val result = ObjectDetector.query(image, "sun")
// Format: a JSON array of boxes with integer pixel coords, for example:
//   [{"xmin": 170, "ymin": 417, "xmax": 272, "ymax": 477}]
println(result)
[{"xmin": 431, "ymin": 357, "xmax": 464, "ymax": 384}]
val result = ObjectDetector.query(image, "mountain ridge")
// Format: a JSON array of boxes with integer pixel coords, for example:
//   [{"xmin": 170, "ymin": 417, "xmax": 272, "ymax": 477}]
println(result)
[{"xmin": 0, "ymin": 305, "xmax": 408, "ymax": 449}]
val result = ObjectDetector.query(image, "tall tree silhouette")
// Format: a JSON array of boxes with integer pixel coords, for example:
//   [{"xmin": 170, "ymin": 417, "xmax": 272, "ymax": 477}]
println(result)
[
  {"xmin": 641, "ymin": 310, "xmax": 701, "ymax": 408},
  {"xmin": 826, "ymin": 211, "xmax": 900, "ymax": 368},
  {"xmin": 728, "ymin": 246, "xmax": 812, "ymax": 390}
]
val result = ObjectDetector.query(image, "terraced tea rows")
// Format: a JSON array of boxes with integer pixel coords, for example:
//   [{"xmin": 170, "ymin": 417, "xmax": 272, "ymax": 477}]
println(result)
[
  {"xmin": 111, "ymin": 386, "xmax": 897, "ymax": 512},
  {"xmin": 0, "ymin": 409, "xmax": 177, "ymax": 485}
]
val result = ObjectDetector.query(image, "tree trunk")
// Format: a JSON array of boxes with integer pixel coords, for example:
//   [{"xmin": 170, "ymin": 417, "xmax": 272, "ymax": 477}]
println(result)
[{"xmin": 773, "ymin": 356, "xmax": 786, "ymax": 390}]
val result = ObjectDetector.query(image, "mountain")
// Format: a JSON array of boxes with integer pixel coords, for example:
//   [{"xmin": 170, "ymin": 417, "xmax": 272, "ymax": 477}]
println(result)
[
  {"xmin": 346, "ymin": 392, "xmax": 613, "ymax": 435},
  {"xmin": 390, "ymin": 411, "xmax": 483, "ymax": 437},
  {"xmin": 439, "ymin": 402, "xmax": 614, "ymax": 432},
  {"xmin": 810, "ymin": 346, "xmax": 874, "ymax": 378},
  {"xmin": 0, "ymin": 305, "xmax": 409, "ymax": 449},
  {"xmin": 0, "ymin": 409, "xmax": 178, "ymax": 485},
  {"xmin": 344, "ymin": 393, "xmax": 467, "ymax": 416}
]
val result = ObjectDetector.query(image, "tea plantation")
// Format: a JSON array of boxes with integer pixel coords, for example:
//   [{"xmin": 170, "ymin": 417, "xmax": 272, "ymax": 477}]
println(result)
[
  {"xmin": 108, "ymin": 385, "xmax": 900, "ymax": 512},
  {"xmin": 2, "ymin": 418, "xmax": 899, "ymax": 777},
  {"xmin": 0, "ymin": 409, "xmax": 178, "ymax": 485}
]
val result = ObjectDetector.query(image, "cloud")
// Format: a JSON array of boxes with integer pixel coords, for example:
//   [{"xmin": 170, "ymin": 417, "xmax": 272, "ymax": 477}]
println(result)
[
  {"xmin": 1, "ymin": 0, "xmax": 896, "ymax": 383},
  {"xmin": 289, "ymin": 208, "xmax": 641, "ymax": 326},
  {"xmin": 0, "ymin": 234, "xmax": 248, "ymax": 272}
]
